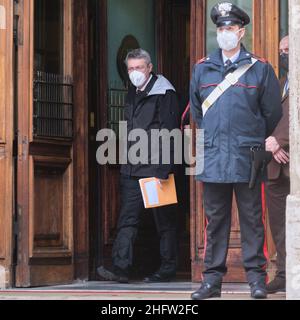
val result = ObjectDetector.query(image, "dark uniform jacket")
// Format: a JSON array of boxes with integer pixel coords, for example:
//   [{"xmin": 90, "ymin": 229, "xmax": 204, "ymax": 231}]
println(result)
[
  {"xmin": 267, "ymin": 77, "xmax": 289, "ymax": 180},
  {"xmin": 190, "ymin": 45, "xmax": 283, "ymax": 183},
  {"xmin": 120, "ymin": 73, "xmax": 180, "ymax": 179}
]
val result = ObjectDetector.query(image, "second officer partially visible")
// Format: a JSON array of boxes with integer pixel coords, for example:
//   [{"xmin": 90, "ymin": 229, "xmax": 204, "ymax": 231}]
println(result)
[{"xmin": 190, "ymin": 2, "xmax": 282, "ymax": 300}]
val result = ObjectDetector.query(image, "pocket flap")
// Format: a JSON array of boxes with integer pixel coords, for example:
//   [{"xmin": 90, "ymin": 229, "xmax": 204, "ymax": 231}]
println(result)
[
  {"xmin": 237, "ymin": 135, "xmax": 264, "ymax": 147},
  {"xmin": 204, "ymin": 136, "xmax": 214, "ymax": 147}
]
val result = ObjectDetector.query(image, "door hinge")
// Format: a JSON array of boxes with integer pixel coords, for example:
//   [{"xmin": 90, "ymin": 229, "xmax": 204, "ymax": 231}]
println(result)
[
  {"xmin": 90, "ymin": 112, "xmax": 95, "ymax": 128},
  {"xmin": 18, "ymin": 135, "xmax": 28, "ymax": 162},
  {"xmin": 13, "ymin": 0, "xmax": 23, "ymax": 46}
]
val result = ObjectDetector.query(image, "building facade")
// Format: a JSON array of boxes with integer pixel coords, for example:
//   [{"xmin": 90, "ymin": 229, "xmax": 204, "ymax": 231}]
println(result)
[{"xmin": 0, "ymin": 0, "xmax": 297, "ymax": 294}]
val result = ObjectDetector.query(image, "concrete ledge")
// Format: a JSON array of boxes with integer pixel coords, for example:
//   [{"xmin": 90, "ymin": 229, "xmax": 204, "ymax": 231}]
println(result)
[{"xmin": 286, "ymin": 195, "xmax": 300, "ymax": 300}]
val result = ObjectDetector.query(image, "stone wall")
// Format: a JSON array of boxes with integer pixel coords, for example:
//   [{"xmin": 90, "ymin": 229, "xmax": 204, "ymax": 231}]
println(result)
[{"xmin": 286, "ymin": 0, "xmax": 300, "ymax": 300}]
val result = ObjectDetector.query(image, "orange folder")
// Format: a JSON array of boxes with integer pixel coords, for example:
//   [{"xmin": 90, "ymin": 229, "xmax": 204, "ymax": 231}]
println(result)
[{"xmin": 139, "ymin": 174, "xmax": 178, "ymax": 209}]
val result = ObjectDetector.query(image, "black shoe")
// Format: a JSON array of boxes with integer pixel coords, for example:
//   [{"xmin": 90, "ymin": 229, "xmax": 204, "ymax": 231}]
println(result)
[
  {"xmin": 97, "ymin": 266, "xmax": 129, "ymax": 283},
  {"xmin": 143, "ymin": 272, "xmax": 175, "ymax": 283},
  {"xmin": 266, "ymin": 277, "xmax": 286, "ymax": 294},
  {"xmin": 191, "ymin": 282, "xmax": 221, "ymax": 300},
  {"xmin": 250, "ymin": 282, "xmax": 268, "ymax": 299}
]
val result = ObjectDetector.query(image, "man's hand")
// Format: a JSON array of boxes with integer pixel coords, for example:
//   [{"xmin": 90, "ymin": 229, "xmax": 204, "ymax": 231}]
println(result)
[
  {"xmin": 266, "ymin": 136, "xmax": 281, "ymax": 154},
  {"xmin": 273, "ymin": 148, "xmax": 290, "ymax": 164}
]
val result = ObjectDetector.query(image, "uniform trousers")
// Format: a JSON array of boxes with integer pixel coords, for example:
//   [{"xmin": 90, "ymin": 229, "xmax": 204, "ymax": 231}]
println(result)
[{"xmin": 202, "ymin": 182, "xmax": 267, "ymax": 287}]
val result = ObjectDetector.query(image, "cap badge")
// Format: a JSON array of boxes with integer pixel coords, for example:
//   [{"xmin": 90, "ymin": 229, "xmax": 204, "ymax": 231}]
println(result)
[{"xmin": 218, "ymin": 2, "xmax": 232, "ymax": 17}]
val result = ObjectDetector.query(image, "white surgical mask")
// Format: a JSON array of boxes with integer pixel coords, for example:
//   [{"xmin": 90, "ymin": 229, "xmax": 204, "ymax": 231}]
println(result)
[
  {"xmin": 217, "ymin": 29, "xmax": 242, "ymax": 51},
  {"xmin": 129, "ymin": 70, "xmax": 147, "ymax": 88}
]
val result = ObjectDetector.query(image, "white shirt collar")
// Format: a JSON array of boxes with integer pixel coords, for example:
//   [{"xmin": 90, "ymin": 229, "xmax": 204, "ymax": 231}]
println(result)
[
  {"xmin": 222, "ymin": 50, "xmax": 241, "ymax": 65},
  {"xmin": 137, "ymin": 74, "xmax": 153, "ymax": 92}
]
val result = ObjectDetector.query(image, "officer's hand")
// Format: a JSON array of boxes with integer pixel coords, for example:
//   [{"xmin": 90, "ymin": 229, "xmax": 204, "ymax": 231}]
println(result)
[
  {"xmin": 274, "ymin": 148, "xmax": 289, "ymax": 164},
  {"xmin": 266, "ymin": 136, "xmax": 281, "ymax": 154}
]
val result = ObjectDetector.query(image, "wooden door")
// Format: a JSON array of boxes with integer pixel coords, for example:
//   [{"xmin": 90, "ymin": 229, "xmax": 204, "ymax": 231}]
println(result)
[
  {"xmin": 190, "ymin": 0, "xmax": 280, "ymax": 282},
  {"xmin": 15, "ymin": 0, "xmax": 74, "ymax": 287},
  {"xmin": 0, "ymin": 0, "xmax": 13, "ymax": 288}
]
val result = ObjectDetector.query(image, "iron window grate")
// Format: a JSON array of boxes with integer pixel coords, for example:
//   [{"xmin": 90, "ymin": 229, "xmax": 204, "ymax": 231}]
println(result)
[
  {"xmin": 33, "ymin": 71, "xmax": 73, "ymax": 140},
  {"xmin": 108, "ymin": 84, "xmax": 127, "ymax": 135}
]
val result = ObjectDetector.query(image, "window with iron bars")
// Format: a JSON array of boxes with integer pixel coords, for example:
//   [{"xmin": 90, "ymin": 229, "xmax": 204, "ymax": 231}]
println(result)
[
  {"xmin": 108, "ymin": 81, "xmax": 127, "ymax": 136},
  {"xmin": 33, "ymin": 71, "xmax": 73, "ymax": 140}
]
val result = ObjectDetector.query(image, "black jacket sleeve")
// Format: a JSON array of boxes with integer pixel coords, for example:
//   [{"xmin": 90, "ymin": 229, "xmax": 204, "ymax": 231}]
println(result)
[
  {"xmin": 155, "ymin": 90, "xmax": 180, "ymax": 180},
  {"xmin": 259, "ymin": 63, "xmax": 283, "ymax": 137}
]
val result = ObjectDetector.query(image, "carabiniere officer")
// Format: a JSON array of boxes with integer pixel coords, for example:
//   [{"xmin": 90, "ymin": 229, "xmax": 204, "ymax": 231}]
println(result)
[{"xmin": 190, "ymin": 2, "xmax": 282, "ymax": 300}]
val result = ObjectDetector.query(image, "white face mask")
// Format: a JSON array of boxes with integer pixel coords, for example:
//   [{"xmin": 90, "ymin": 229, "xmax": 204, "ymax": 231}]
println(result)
[
  {"xmin": 217, "ymin": 29, "xmax": 242, "ymax": 51},
  {"xmin": 129, "ymin": 70, "xmax": 147, "ymax": 88}
]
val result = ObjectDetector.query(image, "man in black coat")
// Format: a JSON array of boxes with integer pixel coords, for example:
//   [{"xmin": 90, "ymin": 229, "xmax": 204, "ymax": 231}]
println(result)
[
  {"xmin": 190, "ymin": 2, "xmax": 282, "ymax": 300},
  {"xmin": 97, "ymin": 48, "xmax": 180, "ymax": 283}
]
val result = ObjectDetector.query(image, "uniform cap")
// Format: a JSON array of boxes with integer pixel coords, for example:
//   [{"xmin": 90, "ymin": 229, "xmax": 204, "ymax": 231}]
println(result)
[{"xmin": 211, "ymin": 2, "xmax": 250, "ymax": 27}]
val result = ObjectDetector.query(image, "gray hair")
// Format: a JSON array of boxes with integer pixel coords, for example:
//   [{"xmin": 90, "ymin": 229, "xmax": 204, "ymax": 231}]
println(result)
[{"xmin": 125, "ymin": 48, "xmax": 152, "ymax": 66}]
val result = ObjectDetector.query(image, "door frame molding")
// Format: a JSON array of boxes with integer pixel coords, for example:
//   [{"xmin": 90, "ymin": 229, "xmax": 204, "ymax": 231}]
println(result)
[
  {"xmin": 0, "ymin": 0, "xmax": 14, "ymax": 288},
  {"xmin": 15, "ymin": 0, "xmax": 34, "ymax": 287},
  {"xmin": 73, "ymin": 0, "xmax": 90, "ymax": 280},
  {"xmin": 189, "ymin": 0, "xmax": 206, "ymax": 283}
]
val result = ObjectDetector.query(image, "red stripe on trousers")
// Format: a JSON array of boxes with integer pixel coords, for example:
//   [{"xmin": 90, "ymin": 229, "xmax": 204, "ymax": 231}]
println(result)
[
  {"xmin": 261, "ymin": 182, "xmax": 270, "ymax": 283},
  {"xmin": 201, "ymin": 217, "xmax": 209, "ymax": 281}
]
